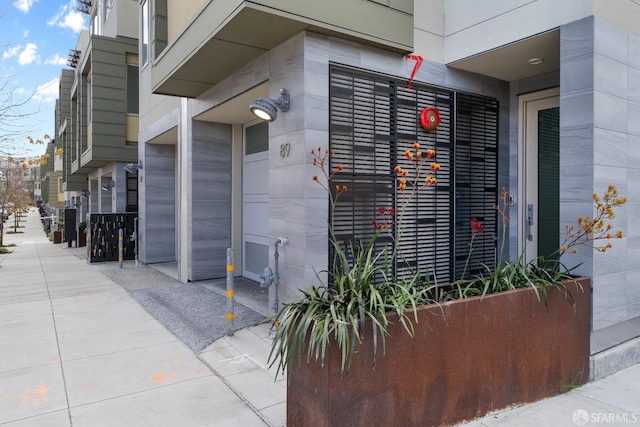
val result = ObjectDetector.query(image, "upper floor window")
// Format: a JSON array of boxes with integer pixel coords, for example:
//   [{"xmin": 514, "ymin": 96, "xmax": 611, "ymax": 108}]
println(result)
[
  {"xmin": 87, "ymin": 77, "xmax": 92, "ymax": 123},
  {"xmin": 127, "ymin": 65, "xmax": 139, "ymax": 114},
  {"xmin": 141, "ymin": 0, "xmax": 150, "ymax": 66},
  {"xmin": 91, "ymin": 0, "xmax": 104, "ymax": 36}
]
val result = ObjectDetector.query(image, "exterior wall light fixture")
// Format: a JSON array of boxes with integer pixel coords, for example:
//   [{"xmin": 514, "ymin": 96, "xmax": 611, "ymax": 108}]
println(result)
[
  {"xmin": 250, "ymin": 88, "xmax": 290, "ymax": 121},
  {"xmin": 124, "ymin": 161, "xmax": 142, "ymax": 174},
  {"xmin": 101, "ymin": 180, "xmax": 114, "ymax": 192}
]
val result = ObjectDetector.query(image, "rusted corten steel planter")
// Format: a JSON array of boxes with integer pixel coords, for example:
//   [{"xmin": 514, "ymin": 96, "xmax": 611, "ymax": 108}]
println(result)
[{"xmin": 287, "ymin": 277, "xmax": 590, "ymax": 427}]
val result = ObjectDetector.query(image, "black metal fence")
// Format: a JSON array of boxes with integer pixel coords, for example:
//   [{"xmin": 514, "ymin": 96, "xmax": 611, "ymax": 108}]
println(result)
[{"xmin": 89, "ymin": 213, "xmax": 138, "ymax": 262}]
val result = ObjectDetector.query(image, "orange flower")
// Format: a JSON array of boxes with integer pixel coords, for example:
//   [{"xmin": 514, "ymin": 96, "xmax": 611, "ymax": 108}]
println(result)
[
  {"xmin": 401, "ymin": 169, "xmax": 408, "ymax": 177},
  {"xmin": 394, "ymin": 166, "xmax": 402, "ymax": 174},
  {"xmin": 405, "ymin": 150, "xmax": 413, "ymax": 161},
  {"xmin": 313, "ymin": 175, "xmax": 318, "ymax": 181},
  {"xmin": 413, "ymin": 142, "xmax": 420, "ymax": 150},
  {"xmin": 426, "ymin": 149, "xmax": 436, "ymax": 158},
  {"xmin": 336, "ymin": 164, "xmax": 343, "ymax": 171},
  {"xmin": 430, "ymin": 162, "xmax": 441, "ymax": 172},
  {"xmin": 416, "ymin": 151, "xmax": 422, "ymax": 159}
]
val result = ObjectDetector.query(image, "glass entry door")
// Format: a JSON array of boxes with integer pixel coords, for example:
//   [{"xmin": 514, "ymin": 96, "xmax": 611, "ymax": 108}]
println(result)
[{"xmin": 520, "ymin": 89, "xmax": 560, "ymax": 264}]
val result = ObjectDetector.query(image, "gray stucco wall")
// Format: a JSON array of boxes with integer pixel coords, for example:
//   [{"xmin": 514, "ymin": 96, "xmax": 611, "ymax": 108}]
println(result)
[
  {"xmin": 139, "ymin": 142, "xmax": 176, "ymax": 264},
  {"xmin": 187, "ymin": 120, "xmax": 233, "ymax": 281},
  {"xmin": 560, "ymin": 16, "xmax": 640, "ymax": 355}
]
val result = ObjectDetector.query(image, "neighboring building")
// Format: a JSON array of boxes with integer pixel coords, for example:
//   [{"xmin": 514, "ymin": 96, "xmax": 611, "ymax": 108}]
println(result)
[
  {"xmin": 60, "ymin": 0, "xmax": 139, "ymax": 227},
  {"xmin": 26, "ymin": 163, "xmax": 42, "ymax": 202},
  {"xmin": 138, "ymin": 0, "xmax": 640, "ymax": 379},
  {"xmin": 39, "ymin": 139, "xmax": 65, "ymax": 218}
]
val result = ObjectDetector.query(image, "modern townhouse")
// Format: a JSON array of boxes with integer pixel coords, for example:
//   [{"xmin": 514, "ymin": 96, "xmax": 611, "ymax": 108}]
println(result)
[
  {"xmin": 137, "ymin": 0, "xmax": 640, "ymax": 379},
  {"xmin": 60, "ymin": 0, "xmax": 140, "ymax": 228}
]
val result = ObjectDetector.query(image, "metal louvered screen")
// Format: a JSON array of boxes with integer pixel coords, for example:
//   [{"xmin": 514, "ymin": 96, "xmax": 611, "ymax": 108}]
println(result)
[
  {"xmin": 329, "ymin": 65, "xmax": 497, "ymax": 285},
  {"xmin": 394, "ymin": 84, "xmax": 454, "ymax": 283},
  {"xmin": 454, "ymin": 94, "xmax": 499, "ymax": 279}
]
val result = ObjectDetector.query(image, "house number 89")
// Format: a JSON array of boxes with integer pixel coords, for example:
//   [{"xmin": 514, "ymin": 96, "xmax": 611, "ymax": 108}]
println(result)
[{"xmin": 280, "ymin": 143, "xmax": 291, "ymax": 158}]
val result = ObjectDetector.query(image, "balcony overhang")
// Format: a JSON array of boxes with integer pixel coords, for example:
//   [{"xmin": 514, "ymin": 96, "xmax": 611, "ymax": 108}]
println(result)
[
  {"xmin": 448, "ymin": 30, "xmax": 560, "ymax": 82},
  {"xmin": 152, "ymin": 2, "xmax": 413, "ymax": 98},
  {"xmin": 63, "ymin": 175, "xmax": 88, "ymax": 192},
  {"xmin": 78, "ymin": 147, "xmax": 137, "ymax": 173}
]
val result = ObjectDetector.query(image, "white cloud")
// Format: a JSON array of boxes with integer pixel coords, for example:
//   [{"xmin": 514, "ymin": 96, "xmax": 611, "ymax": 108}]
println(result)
[
  {"xmin": 23, "ymin": 29, "xmax": 29, "ymax": 39},
  {"xmin": 2, "ymin": 45, "xmax": 22, "ymax": 60},
  {"xmin": 47, "ymin": 2, "xmax": 86, "ymax": 33},
  {"xmin": 45, "ymin": 53, "xmax": 67, "ymax": 66},
  {"xmin": 18, "ymin": 43, "xmax": 39, "ymax": 65},
  {"xmin": 47, "ymin": 3, "xmax": 68, "ymax": 26},
  {"xmin": 60, "ymin": 10, "xmax": 86, "ymax": 33},
  {"xmin": 33, "ymin": 78, "xmax": 59, "ymax": 104},
  {"xmin": 13, "ymin": 0, "xmax": 37, "ymax": 13}
]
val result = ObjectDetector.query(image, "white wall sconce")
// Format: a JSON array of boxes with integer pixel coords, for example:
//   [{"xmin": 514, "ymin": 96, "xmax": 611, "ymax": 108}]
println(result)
[
  {"xmin": 124, "ymin": 161, "xmax": 142, "ymax": 174},
  {"xmin": 250, "ymin": 88, "xmax": 290, "ymax": 122}
]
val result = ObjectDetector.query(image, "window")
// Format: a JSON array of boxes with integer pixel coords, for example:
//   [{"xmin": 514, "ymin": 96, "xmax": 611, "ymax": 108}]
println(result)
[
  {"xmin": 328, "ymin": 66, "xmax": 498, "ymax": 284},
  {"xmin": 86, "ymin": 77, "xmax": 92, "ymax": 123},
  {"xmin": 91, "ymin": 0, "xmax": 103, "ymax": 36},
  {"xmin": 141, "ymin": 0, "xmax": 149, "ymax": 66},
  {"xmin": 126, "ymin": 173, "xmax": 138, "ymax": 212},
  {"xmin": 105, "ymin": 0, "xmax": 114, "ymax": 20},
  {"xmin": 127, "ymin": 65, "xmax": 139, "ymax": 114}
]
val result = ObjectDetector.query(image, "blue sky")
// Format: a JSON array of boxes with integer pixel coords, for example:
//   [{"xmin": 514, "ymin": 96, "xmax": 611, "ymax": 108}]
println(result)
[{"xmin": 1, "ymin": 0, "xmax": 87, "ymax": 157}]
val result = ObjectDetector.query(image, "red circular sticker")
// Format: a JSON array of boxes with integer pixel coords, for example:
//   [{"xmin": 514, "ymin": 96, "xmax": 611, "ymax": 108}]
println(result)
[{"xmin": 420, "ymin": 107, "xmax": 441, "ymax": 132}]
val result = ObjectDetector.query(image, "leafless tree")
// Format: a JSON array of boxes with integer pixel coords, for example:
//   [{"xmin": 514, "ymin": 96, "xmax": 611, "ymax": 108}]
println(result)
[
  {"xmin": 0, "ymin": 73, "xmax": 41, "ymax": 158},
  {"xmin": 0, "ymin": 157, "xmax": 29, "ymax": 245}
]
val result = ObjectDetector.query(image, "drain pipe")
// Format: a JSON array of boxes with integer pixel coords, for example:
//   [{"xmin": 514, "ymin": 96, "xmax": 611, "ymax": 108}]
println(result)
[{"xmin": 272, "ymin": 237, "xmax": 288, "ymax": 313}]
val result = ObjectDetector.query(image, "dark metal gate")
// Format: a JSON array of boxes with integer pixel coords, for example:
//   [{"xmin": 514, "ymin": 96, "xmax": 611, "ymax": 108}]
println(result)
[{"xmin": 88, "ymin": 213, "xmax": 138, "ymax": 262}]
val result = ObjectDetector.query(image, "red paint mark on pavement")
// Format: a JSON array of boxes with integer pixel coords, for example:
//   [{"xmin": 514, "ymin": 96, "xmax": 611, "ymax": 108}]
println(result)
[
  {"xmin": 150, "ymin": 372, "xmax": 176, "ymax": 383},
  {"xmin": 20, "ymin": 383, "xmax": 49, "ymax": 407}
]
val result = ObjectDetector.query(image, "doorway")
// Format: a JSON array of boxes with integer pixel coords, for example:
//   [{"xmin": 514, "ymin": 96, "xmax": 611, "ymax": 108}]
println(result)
[
  {"xmin": 519, "ymin": 88, "xmax": 560, "ymax": 264},
  {"xmin": 242, "ymin": 121, "xmax": 270, "ymax": 281}
]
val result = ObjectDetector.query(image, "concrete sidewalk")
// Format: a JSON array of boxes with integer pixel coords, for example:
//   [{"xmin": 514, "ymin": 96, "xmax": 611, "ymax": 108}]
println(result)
[
  {"xmin": 0, "ymin": 210, "xmax": 285, "ymax": 426},
  {"xmin": 1, "ymin": 209, "xmax": 638, "ymax": 426}
]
